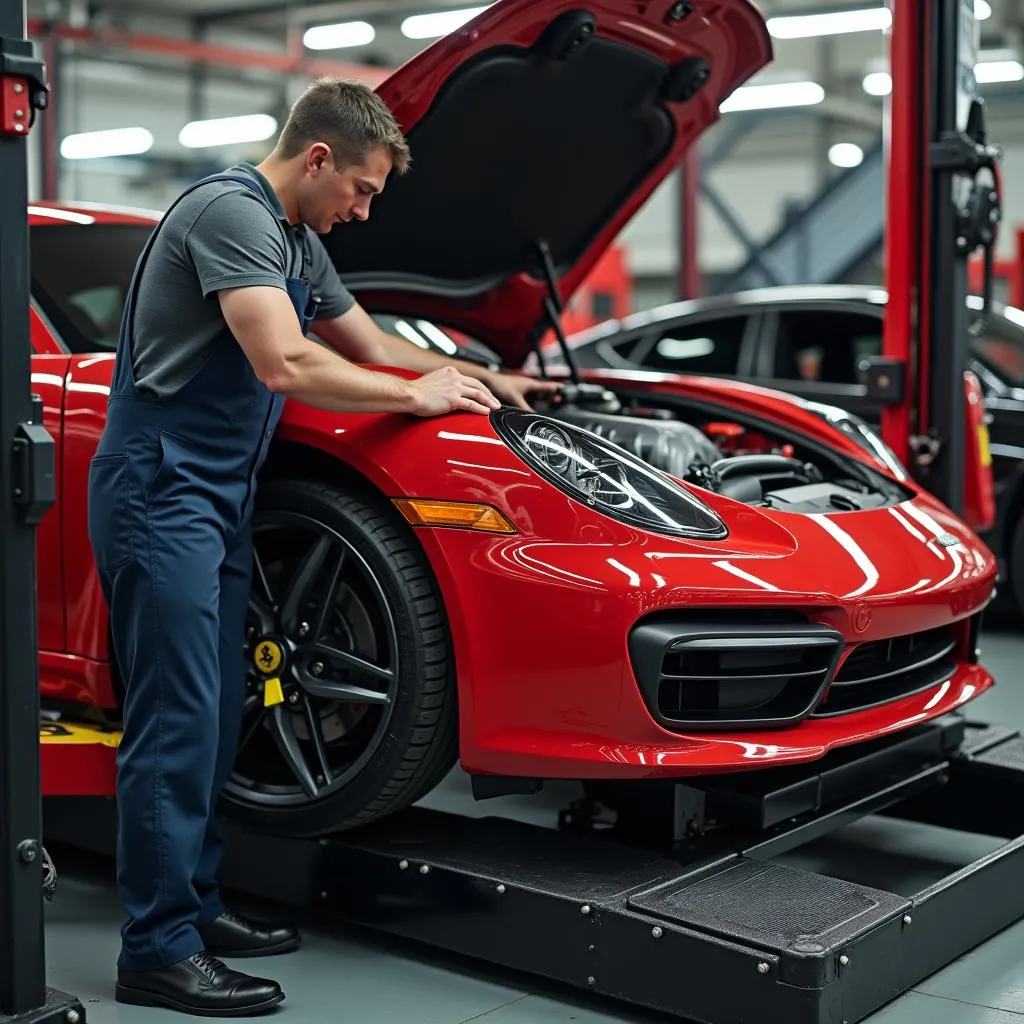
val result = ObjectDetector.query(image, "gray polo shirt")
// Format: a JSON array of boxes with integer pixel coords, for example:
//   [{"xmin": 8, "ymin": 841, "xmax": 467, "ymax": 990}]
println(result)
[{"xmin": 130, "ymin": 162, "xmax": 355, "ymax": 398}]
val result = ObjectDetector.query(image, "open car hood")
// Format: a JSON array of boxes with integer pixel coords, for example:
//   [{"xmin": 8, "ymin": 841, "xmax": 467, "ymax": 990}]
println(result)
[{"xmin": 322, "ymin": 0, "xmax": 772, "ymax": 368}]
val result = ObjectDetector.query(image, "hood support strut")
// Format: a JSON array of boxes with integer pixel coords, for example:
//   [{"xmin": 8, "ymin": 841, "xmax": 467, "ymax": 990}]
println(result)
[{"xmin": 535, "ymin": 238, "xmax": 581, "ymax": 385}]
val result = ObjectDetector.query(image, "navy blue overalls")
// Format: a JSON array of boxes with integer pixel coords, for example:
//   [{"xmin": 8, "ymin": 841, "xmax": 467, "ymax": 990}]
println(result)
[{"xmin": 87, "ymin": 172, "xmax": 319, "ymax": 972}]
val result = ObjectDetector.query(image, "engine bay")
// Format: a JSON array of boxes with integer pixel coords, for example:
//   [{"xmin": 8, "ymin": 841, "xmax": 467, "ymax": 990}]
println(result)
[{"xmin": 534, "ymin": 382, "xmax": 912, "ymax": 514}]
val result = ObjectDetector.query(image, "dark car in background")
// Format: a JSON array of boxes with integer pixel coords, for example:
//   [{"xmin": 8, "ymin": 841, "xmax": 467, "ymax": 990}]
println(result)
[{"xmin": 529, "ymin": 284, "xmax": 1024, "ymax": 616}]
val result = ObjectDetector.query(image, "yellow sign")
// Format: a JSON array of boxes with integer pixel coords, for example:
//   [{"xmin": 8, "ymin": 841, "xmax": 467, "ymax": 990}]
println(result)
[
  {"xmin": 263, "ymin": 677, "xmax": 285, "ymax": 708},
  {"xmin": 253, "ymin": 640, "xmax": 283, "ymax": 675},
  {"xmin": 978, "ymin": 424, "xmax": 992, "ymax": 468},
  {"xmin": 40, "ymin": 720, "xmax": 122, "ymax": 747}
]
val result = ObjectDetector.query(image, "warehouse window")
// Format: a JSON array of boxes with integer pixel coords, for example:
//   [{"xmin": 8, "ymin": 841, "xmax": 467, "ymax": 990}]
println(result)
[{"xmin": 30, "ymin": 223, "xmax": 153, "ymax": 354}]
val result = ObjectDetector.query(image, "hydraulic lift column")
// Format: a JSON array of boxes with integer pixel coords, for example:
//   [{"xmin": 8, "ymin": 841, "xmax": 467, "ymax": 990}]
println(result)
[
  {"xmin": 879, "ymin": 0, "xmax": 1000, "ymax": 516},
  {"xmin": 0, "ymin": 2, "xmax": 80, "ymax": 1022}
]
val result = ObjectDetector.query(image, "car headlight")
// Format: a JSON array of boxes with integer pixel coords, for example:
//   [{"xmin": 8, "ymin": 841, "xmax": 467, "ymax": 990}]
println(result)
[
  {"xmin": 492, "ymin": 410, "xmax": 728, "ymax": 539},
  {"xmin": 804, "ymin": 401, "xmax": 910, "ymax": 481}
]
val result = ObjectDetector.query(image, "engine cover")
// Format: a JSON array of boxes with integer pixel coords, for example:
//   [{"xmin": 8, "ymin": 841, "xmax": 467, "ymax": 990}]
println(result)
[
  {"xmin": 552, "ymin": 408, "xmax": 721, "ymax": 478},
  {"xmin": 762, "ymin": 482, "xmax": 890, "ymax": 513}
]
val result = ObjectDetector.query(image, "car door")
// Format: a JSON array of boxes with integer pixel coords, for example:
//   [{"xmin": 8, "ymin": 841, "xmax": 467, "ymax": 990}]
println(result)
[
  {"xmin": 626, "ymin": 310, "xmax": 761, "ymax": 378},
  {"xmin": 752, "ymin": 303, "xmax": 887, "ymax": 425}
]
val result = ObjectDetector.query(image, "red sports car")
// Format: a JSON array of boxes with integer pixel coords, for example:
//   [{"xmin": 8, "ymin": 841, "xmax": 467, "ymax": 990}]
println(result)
[{"xmin": 29, "ymin": 0, "xmax": 996, "ymax": 837}]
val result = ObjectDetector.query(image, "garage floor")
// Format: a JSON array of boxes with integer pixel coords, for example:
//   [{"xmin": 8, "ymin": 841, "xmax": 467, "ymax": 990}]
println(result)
[{"xmin": 42, "ymin": 616, "xmax": 1024, "ymax": 1024}]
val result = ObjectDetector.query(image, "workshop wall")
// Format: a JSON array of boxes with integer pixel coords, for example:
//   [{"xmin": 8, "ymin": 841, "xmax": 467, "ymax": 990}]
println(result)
[
  {"xmin": 621, "ymin": 139, "xmax": 1024, "ymax": 280},
  {"xmin": 24, "ymin": 5, "xmax": 1024, "ymax": 311}
]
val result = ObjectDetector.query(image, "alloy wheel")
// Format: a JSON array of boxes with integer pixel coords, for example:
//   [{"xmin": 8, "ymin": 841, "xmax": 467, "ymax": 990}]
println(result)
[{"xmin": 224, "ymin": 509, "xmax": 400, "ymax": 807}]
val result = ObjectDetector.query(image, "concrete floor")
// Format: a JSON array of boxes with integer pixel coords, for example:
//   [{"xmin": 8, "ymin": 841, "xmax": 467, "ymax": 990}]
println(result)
[{"xmin": 42, "ymin": 616, "xmax": 1024, "ymax": 1024}]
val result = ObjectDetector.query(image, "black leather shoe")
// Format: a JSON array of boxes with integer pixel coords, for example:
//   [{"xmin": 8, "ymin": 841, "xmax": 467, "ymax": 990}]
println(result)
[
  {"xmin": 197, "ymin": 908, "xmax": 301, "ymax": 958},
  {"xmin": 116, "ymin": 951, "xmax": 284, "ymax": 1016}
]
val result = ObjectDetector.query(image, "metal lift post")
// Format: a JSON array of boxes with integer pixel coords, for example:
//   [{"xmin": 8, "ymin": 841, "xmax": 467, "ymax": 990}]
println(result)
[
  {"xmin": 0, "ymin": 2, "xmax": 80, "ymax": 1022},
  {"xmin": 38, "ymin": 1, "xmax": 1024, "ymax": 1023},
  {"xmin": 878, "ymin": 0, "xmax": 1001, "ymax": 499}
]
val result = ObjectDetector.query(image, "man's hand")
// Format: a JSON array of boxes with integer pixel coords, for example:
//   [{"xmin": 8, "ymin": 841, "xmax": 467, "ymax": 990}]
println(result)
[
  {"xmin": 408, "ymin": 366, "xmax": 501, "ymax": 417},
  {"xmin": 484, "ymin": 373, "xmax": 562, "ymax": 411}
]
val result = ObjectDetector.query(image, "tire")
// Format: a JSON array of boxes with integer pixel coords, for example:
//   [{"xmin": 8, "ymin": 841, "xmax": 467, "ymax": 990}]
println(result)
[{"xmin": 219, "ymin": 478, "xmax": 458, "ymax": 836}]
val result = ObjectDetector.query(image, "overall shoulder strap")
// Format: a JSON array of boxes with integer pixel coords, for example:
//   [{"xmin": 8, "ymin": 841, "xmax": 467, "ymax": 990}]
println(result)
[{"xmin": 116, "ymin": 173, "xmax": 283, "ymax": 375}]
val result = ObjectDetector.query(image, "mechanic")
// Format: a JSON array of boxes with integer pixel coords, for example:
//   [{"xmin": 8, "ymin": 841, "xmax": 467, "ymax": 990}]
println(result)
[{"xmin": 87, "ymin": 76, "xmax": 558, "ymax": 1018}]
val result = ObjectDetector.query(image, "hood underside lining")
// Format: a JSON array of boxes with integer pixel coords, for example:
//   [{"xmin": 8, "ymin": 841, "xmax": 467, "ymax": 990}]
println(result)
[{"xmin": 325, "ymin": 34, "xmax": 676, "ymax": 298}]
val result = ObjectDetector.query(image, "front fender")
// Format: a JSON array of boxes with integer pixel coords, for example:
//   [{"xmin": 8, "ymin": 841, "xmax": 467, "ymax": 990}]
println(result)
[
  {"xmin": 275, "ymin": 399, "xmax": 519, "ymax": 506},
  {"xmin": 273, "ymin": 397, "xmax": 540, "ymax": 738}
]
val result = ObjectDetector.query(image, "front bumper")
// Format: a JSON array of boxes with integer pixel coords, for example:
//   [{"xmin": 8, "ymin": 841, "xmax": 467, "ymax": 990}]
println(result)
[
  {"xmin": 474, "ymin": 661, "xmax": 992, "ymax": 778},
  {"xmin": 411, "ymin": 489, "xmax": 998, "ymax": 781},
  {"xmin": 627, "ymin": 610, "xmax": 976, "ymax": 733}
]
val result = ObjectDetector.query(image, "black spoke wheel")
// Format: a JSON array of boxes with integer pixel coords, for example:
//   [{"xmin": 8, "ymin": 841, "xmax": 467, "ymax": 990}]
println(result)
[{"xmin": 220, "ymin": 478, "xmax": 458, "ymax": 836}]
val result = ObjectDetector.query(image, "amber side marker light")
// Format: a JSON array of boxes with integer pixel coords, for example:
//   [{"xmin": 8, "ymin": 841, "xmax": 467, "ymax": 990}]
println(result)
[{"xmin": 392, "ymin": 499, "xmax": 518, "ymax": 534}]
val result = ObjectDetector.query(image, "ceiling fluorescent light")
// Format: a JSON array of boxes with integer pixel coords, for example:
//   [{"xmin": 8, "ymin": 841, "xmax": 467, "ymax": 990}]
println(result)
[
  {"xmin": 862, "ymin": 71, "xmax": 893, "ymax": 95},
  {"xmin": 60, "ymin": 127, "xmax": 154, "ymax": 160},
  {"xmin": 401, "ymin": 5, "xmax": 490, "ymax": 40},
  {"xmin": 975, "ymin": 59, "xmax": 1024, "ymax": 83},
  {"xmin": 829, "ymin": 142, "xmax": 864, "ymax": 168},
  {"xmin": 179, "ymin": 114, "xmax": 278, "ymax": 149},
  {"xmin": 303, "ymin": 20, "xmax": 375, "ymax": 50},
  {"xmin": 721, "ymin": 81, "xmax": 825, "ymax": 112},
  {"xmin": 975, "ymin": 0, "xmax": 992, "ymax": 18},
  {"xmin": 767, "ymin": 7, "xmax": 891, "ymax": 38},
  {"xmin": 862, "ymin": 57, "xmax": 1021, "ymax": 96}
]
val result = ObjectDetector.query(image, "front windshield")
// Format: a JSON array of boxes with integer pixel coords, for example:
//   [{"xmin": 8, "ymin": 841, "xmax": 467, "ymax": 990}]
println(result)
[{"xmin": 972, "ymin": 305, "xmax": 1024, "ymax": 387}]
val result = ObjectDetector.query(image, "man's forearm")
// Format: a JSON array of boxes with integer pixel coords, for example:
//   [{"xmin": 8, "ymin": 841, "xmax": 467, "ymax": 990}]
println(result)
[
  {"xmin": 220, "ymin": 286, "xmax": 420, "ymax": 414},
  {"xmin": 270, "ymin": 340, "xmax": 419, "ymax": 413}
]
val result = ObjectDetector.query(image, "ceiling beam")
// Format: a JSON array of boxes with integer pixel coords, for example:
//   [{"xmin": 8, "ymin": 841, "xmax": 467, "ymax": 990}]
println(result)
[
  {"xmin": 27, "ymin": 17, "xmax": 391, "ymax": 81},
  {"xmin": 198, "ymin": 0, "xmax": 471, "ymax": 28}
]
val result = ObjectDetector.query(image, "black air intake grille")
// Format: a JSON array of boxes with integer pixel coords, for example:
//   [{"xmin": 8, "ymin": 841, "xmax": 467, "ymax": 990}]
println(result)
[
  {"xmin": 813, "ymin": 625, "xmax": 957, "ymax": 717},
  {"xmin": 629, "ymin": 612, "xmax": 844, "ymax": 731}
]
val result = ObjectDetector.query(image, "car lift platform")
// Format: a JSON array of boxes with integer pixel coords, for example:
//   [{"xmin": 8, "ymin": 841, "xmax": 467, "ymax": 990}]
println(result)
[{"xmin": 41, "ymin": 713, "xmax": 1024, "ymax": 1024}]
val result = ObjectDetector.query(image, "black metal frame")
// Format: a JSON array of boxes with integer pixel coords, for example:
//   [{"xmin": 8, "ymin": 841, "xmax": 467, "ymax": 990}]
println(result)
[
  {"xmin": 41, "ymin": 713, "xmax": 1024, "ymax": 1024},
  {"xmin": 920, "ymin": 0, "xmax": 1001, "ymax": 509},
  {"xmin": 0, "ymin": 1, "xmax": 81, "ymax": 1021},
  {"xmin": 921, "ymin": 0, "xmax": 967, "ymax": 511}
]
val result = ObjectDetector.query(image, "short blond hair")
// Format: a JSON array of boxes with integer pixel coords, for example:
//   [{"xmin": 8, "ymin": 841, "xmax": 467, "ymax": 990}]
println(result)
[{"xmin": 277, "ymin": 77, "xmax": 411, "ymax": 174}]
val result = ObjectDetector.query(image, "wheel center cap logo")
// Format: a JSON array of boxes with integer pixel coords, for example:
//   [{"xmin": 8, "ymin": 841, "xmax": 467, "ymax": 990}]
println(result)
[{"xmin": 253, "ymin": 639, "xmax": 284, "ymax": 675}]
